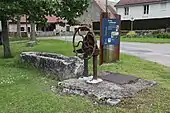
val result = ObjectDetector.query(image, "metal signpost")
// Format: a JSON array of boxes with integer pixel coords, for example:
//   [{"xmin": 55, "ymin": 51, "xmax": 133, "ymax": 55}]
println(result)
[
  {"xmin": 99, "ymin": 12, "xmax": 121, "ymax": 65},
  {"xmin": 102, "ymin": 18, "xmax": 120, "ymax": 46}
]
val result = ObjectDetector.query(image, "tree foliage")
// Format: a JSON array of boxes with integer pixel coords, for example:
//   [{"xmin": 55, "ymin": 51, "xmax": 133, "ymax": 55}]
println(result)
[
  {"xmin": 0, "ymin": 0, "xmax": 23, "ymax": 57},
  {"xmin": 0, "ymin": 0, "xmax": 22, "ymax": 19},
  {"xmin": 58, "ymin": 0, "xmax": 89, "ymax": 25},
  {"xmin": 0, "ymin": 0, "xmax": 90, "ymax": 24},
  {"xmin": 0, "ymin": 0, "xmax": 90, "ymax": 57},
  {"xmin": 20, "ymin": 0, "xmax": 58, "ymax": 23}
]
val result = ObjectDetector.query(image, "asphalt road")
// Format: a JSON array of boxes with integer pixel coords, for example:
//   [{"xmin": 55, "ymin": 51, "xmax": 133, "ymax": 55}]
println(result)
[
  {"xmin": 37, "ymin": 36, "xmax": 170, "ymax": 67},
  {"xmin": 120, "ymin": 42, "xmax": 170, "ymax": 67}
]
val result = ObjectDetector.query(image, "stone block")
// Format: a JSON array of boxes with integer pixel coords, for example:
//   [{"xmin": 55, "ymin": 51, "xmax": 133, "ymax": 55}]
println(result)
[
  {"xmin": 58, "ymin": 75, "xmax": 157, "ymax": 106},
  {"xmin": 20, "ymin": 52, "xmax": 84, "ymax": 80}
]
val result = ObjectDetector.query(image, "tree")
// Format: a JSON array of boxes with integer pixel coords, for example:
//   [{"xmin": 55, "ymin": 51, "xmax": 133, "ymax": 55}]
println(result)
[
  {"xmin": 16, "ymin": 15, "xmax": 21, "ymax": 37},
  {"xmin": 58, "ymin": 0, "xmax": 89, "ymax": 25},
  {"xmin": 0, "ymin": 0, "xmax": 22, "ymax": 57},
  {"xmin": 0, "ymin": 0, "xmax": 89, "ymax": 57},
  {"xmin": 19, "ymin": 0, "xmax": 89, "ymax": 40},
  {"xmin": 20, "ymin": 0, "xmax": 59, "ymax": 41},
  {"xmin": 0, "ymin": 0, "xmax": 54, "ymax": 57}
]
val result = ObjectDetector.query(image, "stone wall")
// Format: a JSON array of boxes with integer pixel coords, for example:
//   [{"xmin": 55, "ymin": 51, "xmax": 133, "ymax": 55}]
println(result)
[{"xmin": 20, "ymin": 52, "xmax": 84, "ymax": 80}]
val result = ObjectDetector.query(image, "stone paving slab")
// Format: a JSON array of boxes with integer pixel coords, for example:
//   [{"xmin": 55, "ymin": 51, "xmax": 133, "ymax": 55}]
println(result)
[
  {"xmin": 98, "ymin": 71, "xmax": 138, "ymax": 85},
  {"xmin": 58, "ymin": 73, "xmax": 157, "ymax": 106}
]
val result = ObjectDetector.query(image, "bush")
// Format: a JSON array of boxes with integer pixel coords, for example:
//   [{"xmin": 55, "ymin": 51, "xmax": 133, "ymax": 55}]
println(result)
[
  {"xmin": 152, "ymin": 31, "xmax": 161, "ymax": 35},
  {"xmin": 126, "ymin": 31, "xmax": 137, "ymax": 38},
  {"xmin": 154, "ymin": 33, "xmax": 170, "ymax": 39}
]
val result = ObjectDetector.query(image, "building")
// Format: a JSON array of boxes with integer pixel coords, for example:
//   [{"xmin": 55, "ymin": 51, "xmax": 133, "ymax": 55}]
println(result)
[
  {"xmin": 7, "ymin": 15, "xmax": 87, "ymax": 37},
  {"xmin": 76, "ymin": 0, "xmax": 117, "ymax": 34},
  {"xmin": 115, "ymin": 0, "xmax": 170, "ymax": 30},
  {"xmin": 76, "ymin": 0, "xmax": 117, "ymax": 24},
  {"xmin": 8, "ymin": 16, "xmax": 63, "ymax": 37},
  {"xmin": 0, "ymin": 0, "xmax": 118, "ymax": 37}
]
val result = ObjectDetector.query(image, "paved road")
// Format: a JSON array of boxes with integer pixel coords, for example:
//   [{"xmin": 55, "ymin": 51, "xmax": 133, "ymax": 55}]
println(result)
[
  {"xmin": 37, "ymin": 36, "xmax": 170, "ymax": 67},
  {"xmin": 121, "ymin": 42, "xmax": 170, "ymax": 67}
]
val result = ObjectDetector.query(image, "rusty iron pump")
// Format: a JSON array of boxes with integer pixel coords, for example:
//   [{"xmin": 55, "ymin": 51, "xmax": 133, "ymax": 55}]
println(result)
[{"xmin": 73, "ymin": 26, "xmax": 102, "ymax": 83}]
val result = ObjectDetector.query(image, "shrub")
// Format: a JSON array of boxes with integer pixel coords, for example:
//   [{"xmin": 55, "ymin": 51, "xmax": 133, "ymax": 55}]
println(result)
[
  {"xmin": 126, "ymin": 31, "xmax": 137, "ymax": 38},
  {"xmin": 154, "ymin": 33, "xmax": 170, "ymax": 39},
  {"xmin": 121, "ymin": 35, "xmax": 127, "ymax": 38},
  {"xmin": 152, "ymin": 31, "xmax": 161, "ymax": 35}
]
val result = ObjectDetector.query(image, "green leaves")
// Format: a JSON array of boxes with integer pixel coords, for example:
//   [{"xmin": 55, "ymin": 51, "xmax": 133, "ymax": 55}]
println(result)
[
  {"xmin": 58, "ymin": 0, "xmax": 89, "ymax": 24},
  {"xmin": 0, "ymin": 0, "xmax": 89, "ymax": 24},
  {"xmin": 0, "ymin": 1, "xmax": 22, "ymax": 19}
]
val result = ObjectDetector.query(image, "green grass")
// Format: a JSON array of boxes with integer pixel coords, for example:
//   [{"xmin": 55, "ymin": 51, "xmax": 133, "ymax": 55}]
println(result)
[
  {"xmin": 0, "ymin": 40, "xmax": 170, "ymax": 113},
  {"xmin": 97, "ymin": 36, "xmax": 170, "ymax": 43},
  {"xmin": 121, "ymin": 37, "xmax": 170, "ymax": 43},
  {"xmin": 9, "ymin": 37, "xmax": 29, "ymax": 41}
]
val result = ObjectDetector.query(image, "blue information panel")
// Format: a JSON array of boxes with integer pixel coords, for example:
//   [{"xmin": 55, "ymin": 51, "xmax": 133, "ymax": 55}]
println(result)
[{"xmin": 102, "ymin": 18, "xmax": 120, "ymax": 46}]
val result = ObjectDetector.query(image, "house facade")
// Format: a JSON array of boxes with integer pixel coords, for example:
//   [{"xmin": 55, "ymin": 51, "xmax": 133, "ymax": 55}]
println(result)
[
  {"xmin": 7, "ymin": 16, "xmax": 72, "ymax": 37},
  {"xmin": 76, "ymin": 0, "xmax": 117, "ymax": 34},
  {"xmin": 115, "ymin": 0, "xmax": 170, "ymax": 30},
  {"xmin": 0, "ymin": 17, "xmax": 33, "ymax": 35},
  {"xmin": 77, "ymin": 0, "xmax": 117, "ymax": 24},
  {"xmin": 0, "ymin": 1, "xmax": 118, "ymax": 37},
  {"xmin": 0, "ymin": 16, "xmax": 85, "ymax": 37}
]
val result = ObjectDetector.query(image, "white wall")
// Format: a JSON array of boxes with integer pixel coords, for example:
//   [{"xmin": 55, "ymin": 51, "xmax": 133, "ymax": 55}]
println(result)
[
  {"xmin": 55, "ymin": 24, "xmax": 65, "ymax": 32},
  {"xmin": 55, "ymin": 24, "xmax": 80, "ymax": 32},
  {"xmin": 116, "ymin": 2, "xmax": 170, "ymax": 20},
  {"xmin": 8, "ymin": 24, "xmax": 36, "ymax": 32},
  {"xmin": 76, "ymin": 0, "xmax": 102, "ymax": 24}
]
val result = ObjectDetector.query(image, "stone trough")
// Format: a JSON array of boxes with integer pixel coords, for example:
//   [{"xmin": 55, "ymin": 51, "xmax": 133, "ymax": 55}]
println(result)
[{"xmin": 20, "ymin": 52, "xmax": 84, "ymax": 80}]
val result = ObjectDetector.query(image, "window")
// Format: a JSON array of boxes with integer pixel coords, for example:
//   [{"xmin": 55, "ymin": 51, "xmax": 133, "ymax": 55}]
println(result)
[
  {"xmin": 66, "ymin": 26, "xmax": 70, "ymax": 32},
  {"xmin": 144, "ymin": 5, "xmax": 149, "ymax": 14},
  {"xmin": 124, "ymin": 7, "xmax": 129, "ymax": 15},
  {"xmin": 21, "ymin": 27, "xmax": 25, "ymax": 31},
  {"xmin": 28, "ymin": 27, "xmax": 30, "ymax": 32}
]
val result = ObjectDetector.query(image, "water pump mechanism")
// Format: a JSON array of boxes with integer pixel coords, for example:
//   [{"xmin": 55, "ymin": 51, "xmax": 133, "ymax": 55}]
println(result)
[{"xmin": 73, "ymin": 26, "xmax": 103, "ymax": 84}]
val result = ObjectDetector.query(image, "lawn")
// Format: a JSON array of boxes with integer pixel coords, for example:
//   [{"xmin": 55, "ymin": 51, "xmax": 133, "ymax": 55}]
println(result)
[
  {"xmin": 97, "ymin": 36, "xmax": 170, "ymax": 43},
  {"xmin": 0, "ymin": 40, "xmax": 170, "ymax": 113},
  {"xmin": 9, "ymin": 37, "xmax": 29, "ymax": 41}
]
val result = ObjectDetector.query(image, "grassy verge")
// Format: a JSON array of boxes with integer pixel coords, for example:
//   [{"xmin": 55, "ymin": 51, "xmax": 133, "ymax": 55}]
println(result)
[
  {"xmin": 121, "ymin": 37, "xmax": 170, "ymax": 43},
  {"xmin": 97, "ymin": 36, "xmax": 170, "ymax": 43},
  {"xmin": 0, "ymin": 40, "xmax": 170, "ymax": 113},
  {"xmin": 9, "ymin": 37, "xmax": 29, "ymax": 41}
]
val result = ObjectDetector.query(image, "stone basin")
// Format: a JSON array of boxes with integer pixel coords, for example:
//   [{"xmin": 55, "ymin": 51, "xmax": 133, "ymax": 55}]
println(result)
[{"xmin": 20, "ymin": 52, "xmax": 84, "ymax": 80}]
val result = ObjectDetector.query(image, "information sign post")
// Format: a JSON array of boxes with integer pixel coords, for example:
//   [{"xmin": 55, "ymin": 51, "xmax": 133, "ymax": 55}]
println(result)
[{"xmin": 99, "ymin": 13, "xmax": 121, "ymax": 65}]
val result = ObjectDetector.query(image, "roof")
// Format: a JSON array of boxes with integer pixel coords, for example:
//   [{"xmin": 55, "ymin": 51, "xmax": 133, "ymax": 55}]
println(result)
[
  {"xmin": 108, "ymin": 1, "xmax": 117, "ymax": 11},
  {"xmin": 12, "ymin": 16, "xmax": 62, "ymax": 23},
  {"xmin": 45, "ymin": 16, "xmax": 62, "ymax": 23},
  {"xmin": 115, "ymin": 0, "xmax": 164, "ymax": 6},
  {"xmin": 94, "ymin": 0, "xmax": 117, "ymax": 18}
]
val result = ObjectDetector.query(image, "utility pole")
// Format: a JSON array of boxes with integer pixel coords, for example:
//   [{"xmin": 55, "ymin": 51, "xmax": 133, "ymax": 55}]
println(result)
[
  {"xmin": 130, "ymin": 17, "xmax": 135, "ymax": 31},
  {"xmin": 106, "ymin": 0, "xmax": 108, "ymax": 14},
  {"xmin": 90, "ymin": 0, "xmax": 93, "ymax": 30}
]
